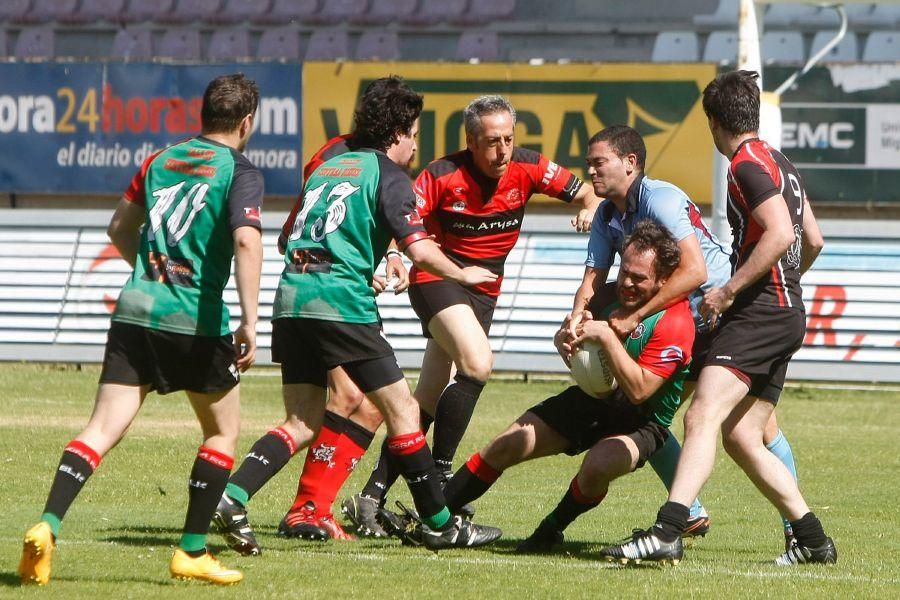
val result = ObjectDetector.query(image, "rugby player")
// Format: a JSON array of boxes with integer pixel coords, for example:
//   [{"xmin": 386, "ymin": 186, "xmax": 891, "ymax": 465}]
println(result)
[
  {"xmin": 213, "ymin": 76, "xmax": 503, "ymax": 555},
  {"xmin": 18, "ymin": 74, "xmax": 264, "ymax": 585},
  {"xmin": 600, "ymin": 70, "xmax": 835, "ymax": 566},
  {"xmin": 343, "ymin": 94, "xmax": 601, "ymax": 536},
  {"xmin": 429, "ymin": 221, "xmax": 695, "ymax": 551}
]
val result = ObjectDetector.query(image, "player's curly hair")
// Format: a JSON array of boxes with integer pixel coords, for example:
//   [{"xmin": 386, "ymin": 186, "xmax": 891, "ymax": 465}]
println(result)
[
  {"xmin": 588, "ymin": 125, "xmax": 646, "ymax": 170},
  {"xmin": 201, "ymin": 73, "xmax": 259, "ymax": 134},
  {"xmin": 352, "ymin": 76, "xmax": 423, "ymax": 152},
  {"xmin": 702, "ymin": 70, "xmax": 760, "ymax": 135},
  {"xmin": 623, "ymin": 220, "xmax": 681, "ymax": 280}
]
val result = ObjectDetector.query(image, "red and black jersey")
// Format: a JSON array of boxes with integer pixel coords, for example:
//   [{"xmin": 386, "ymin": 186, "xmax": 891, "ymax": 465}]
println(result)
[
  {"xmin": 279, "ymin": 134, "xmax": 354, "ymax": 244},
  {"xmin": 726, "ymin": 138, "xmax": 805, "ymax": 310},
  {"xmin": 410, "ymin": 148, "xmax": 583, "ymax": 296}
]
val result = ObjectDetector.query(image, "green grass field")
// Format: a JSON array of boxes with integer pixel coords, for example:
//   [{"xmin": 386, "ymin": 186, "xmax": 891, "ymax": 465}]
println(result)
[{"xmin": 1, "ymin": 364, "xmax": 898, "ymax": 598}]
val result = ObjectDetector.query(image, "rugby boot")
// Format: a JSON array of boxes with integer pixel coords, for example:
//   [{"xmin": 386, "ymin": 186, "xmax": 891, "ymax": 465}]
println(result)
[
  {"xmin": 440, "ymin": 470, "xmax": 475, "ymax": 520},
  {"xmin": 317, "ymin": 513, "xmax": 356, "ymax": 541},
  {"xmin": 277, "ymin": 501, "xmax": 329, "ymax": 541},
  {"xmin": 421, "ymin": 515, "xmax": 502, "ymax": 551},
  {"xmin": 18, "ymin": 522, "xmax": 55, "ymax": 585},
  {"xmin": 169, "ymin": 549, "xmax": 242, "ymax": 585},
  {"xmin": 774, "ymin": 537, "xmax": 837, "ymax": 566},
  {"xmin": 378, "ymin": 501, "xmax": 423, "ymax": 546},
  {"xmin": 599, "ymin": 526, "xmax": 683, "ymax": 565},
  {"xmin": 515, "ymin": 519, "xmax": 564, "ymax": 554},
  {"xmin": 682, "ymin": 512, "xmax": 711, "ymax": 538},
  {"xmin": 212, "ymin": 494, "xmax": 261, "ymax": 556},
  {"xmin": 341, "ymin": 493, "xmax": 388, "ymax": 538},
  {"xmin": 783, "ymin": 527, "xmax": 798, "ymax": 553}
]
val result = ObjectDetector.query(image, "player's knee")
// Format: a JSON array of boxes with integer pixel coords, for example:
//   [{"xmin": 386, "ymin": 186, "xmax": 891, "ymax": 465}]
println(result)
[
  {"xmin": 482, "ymin": 425, "xmax": 530, "ymax": 469},
  {"xmin": 458, "ymin": 351, "xmax": 493, "ymax": 382},
  {"xmin": 721, "ymin": 425, "xmax": 756, "ymax": 461},
  {"xmin": 329, "ymin": 386, "xmax": 366, "ymax": 416}
]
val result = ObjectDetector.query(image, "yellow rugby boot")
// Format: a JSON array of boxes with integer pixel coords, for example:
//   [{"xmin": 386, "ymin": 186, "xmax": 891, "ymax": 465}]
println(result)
[
  {"xmin": 19, "ymin": 522, "xmax": 55, "ymax": 585},
  {"xmin": 169, "ymin": 548, "xmax": 243, "ymax": 585}
]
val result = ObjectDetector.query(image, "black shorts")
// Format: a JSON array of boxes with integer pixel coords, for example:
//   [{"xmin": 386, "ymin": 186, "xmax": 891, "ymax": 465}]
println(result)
[
  {"xmin": 528, "ymin": 385, "xmax": 669, "ymax": 469},
  {"xmin": 99, "ymin": 321, "xmax": 239, "ymax": 395},
  {"xmin": 687, "ymin": 327, "xmax": 714, "ymax": 382},
  {"xmin": 703, "ymin": 304, "xmax": 805, "ymax": 404},
  {"xmin": 408, "ymin": 280, "xmax": 496, "ymax": 338},
  {"xmin": 271, "ymin": 317, "xmax": 403, "ymax": 393}
]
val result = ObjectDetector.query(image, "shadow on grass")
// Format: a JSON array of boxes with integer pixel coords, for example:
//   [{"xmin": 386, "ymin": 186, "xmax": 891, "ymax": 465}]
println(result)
[
  {"xmin": 484, "ymin": 537, "xmax": 609, "ymax": 562},
  {"xmin": 0, "ymin": 572, "xmax": 22, "ymax": 588}
]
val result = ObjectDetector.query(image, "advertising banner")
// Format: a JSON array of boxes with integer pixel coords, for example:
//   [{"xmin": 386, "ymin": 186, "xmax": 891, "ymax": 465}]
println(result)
[
  {"xmin": 0, "ymin": 63, "xmax": 302, "ymax": 195},
  {"xmin": 303, "ymin": 62, "xmax": 717, "ymax": 204}
]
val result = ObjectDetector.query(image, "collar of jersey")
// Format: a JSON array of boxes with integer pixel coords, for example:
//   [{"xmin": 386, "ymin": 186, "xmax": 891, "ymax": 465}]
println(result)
[{"xmin": 599, "ymin": 173, "xmax": 644, "ymax": 223}]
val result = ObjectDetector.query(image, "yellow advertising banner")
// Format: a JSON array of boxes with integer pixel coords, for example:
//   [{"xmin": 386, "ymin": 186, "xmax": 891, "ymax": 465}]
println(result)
[{"xmin": 303, "ymin": 62, "xmax": 717, "ymax": 204}]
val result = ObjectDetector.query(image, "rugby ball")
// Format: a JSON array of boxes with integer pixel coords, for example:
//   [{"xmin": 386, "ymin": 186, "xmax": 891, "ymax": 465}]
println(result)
[{"xmin": 570, "ymin": 341, "xmax": 618, "ymax": 398}]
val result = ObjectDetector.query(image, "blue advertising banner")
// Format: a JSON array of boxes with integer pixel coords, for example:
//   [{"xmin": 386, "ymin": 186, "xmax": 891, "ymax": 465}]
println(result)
[{"xmin": 0, "ymin": 63, "xmax": 302, "ymax": 196}]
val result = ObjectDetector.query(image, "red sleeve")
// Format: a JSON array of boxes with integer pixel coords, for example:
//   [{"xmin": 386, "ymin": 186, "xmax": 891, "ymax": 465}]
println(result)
[
  {"xmin": 412, "ymin": 168, "xmax": 440, "ymax": 219},
  {"xmin": 529, "ymin": 154, "xmax": 582, "ymax": 202},
  {"xmin": 636, "ymin": 303, "xmax": 695, "ymax": 380},
  {"xmin": 122, "ymin": 149, "xmax": 164, "ymax": 206}
]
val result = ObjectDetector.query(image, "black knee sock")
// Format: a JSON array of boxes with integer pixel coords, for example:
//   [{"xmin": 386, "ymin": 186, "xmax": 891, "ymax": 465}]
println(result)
[
  {"xmin": 442, "ymin": 452, "xmax": 501, "ymax": 512},
  {"xmin": 180, "ymin": 446, "xmax": 233, "ymax": 553},
  {"xmin": 227, "ymin": 428, "xmax": 296, "ymax": 504},
  {"xmin": 790, "ymin": 512, "xmax": 828, "ymax": 548},
  {"xmin": 431, "ymin": 374, "xmax": 485, "ymax": 473},
  {"xmin": 386, "ymin": 432, "xmax": 447, "ymax": 527},
  {"xmin": 41, "ymin": 440, "xmax": 102, "ymax": 536},
  {"xmin": 547, "ymin": 478, "xmax": 606, "ymax": 531},
  {"xmin": 654, "ymin": 501, "xmax": 690, "ymax": 543},
  {"xmin": 361, "ymin": 409, "xmax": 433, "ymax": 505}
]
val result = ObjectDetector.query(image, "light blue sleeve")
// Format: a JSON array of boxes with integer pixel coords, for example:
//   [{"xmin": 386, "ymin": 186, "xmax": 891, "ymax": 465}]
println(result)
[
  {"xmin": 644, "ymin": 187, "xmax": 694, "ymax": 242},
  {"xmin": 585, "ymin": 210, "xmax": 615, "ymax": 268}
]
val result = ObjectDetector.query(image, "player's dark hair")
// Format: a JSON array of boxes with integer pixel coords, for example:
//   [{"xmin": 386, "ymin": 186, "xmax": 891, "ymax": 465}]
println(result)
[
  {"xmin": 464, "ymin": 95, "xmax": 517, "ymax": 136},
  {"xmin": 588, "ymin": 125, "xmax": 646, "ymax": 170},
  {"xmin": 623, "ymin": 219, "xmax": 680, "ymax": 280},
  {"xmin": 702, "ymin": 70, "xmax": 760, "ymax": 135},
  {"xmin": 201, "ymin": 73, "xmax": 259, "ymax": 134},
  {"xmin": 352, "ymin": 75, "xmax": 423, "ymax": 152}
]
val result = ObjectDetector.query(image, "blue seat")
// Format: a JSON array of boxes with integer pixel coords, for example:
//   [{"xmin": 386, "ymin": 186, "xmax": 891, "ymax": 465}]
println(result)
[
  {"xmin": 356, "ymin": 31, "xmax": 399, "ymax": 60},
  {"xmin": 61, "ymin": 0, "xmax": 126, "ymax": 24},
  {"xmin": 0, "ymin": 0, "xmax": 33, "ymax": 23},
  {"xmin": 19, "ymin": 0, "xmax": 77, "ymax": 24},
  {"xmin": 252, "ymin": 0, "xmax": 318, "ymax": 25},
  {"xmin": 810, "ymin": 31, "xmax": 858, "ymax": 63},
  {"xmin": 213, "ymin": 0, "xmax": 272, "ymax": 24},
  {"xmin": 122, "ymin": 0, "xmax": 175, "ymax": 23},
  {"xmin": 207, "ymin": 28, "xmax": 250, "ymax": 60},
  {"xmin": 162, "ymin": 0, "xmax": 223, "ymax": 24},
  {"xmin": 304, "ymin": 30, "xmax": 349, "ymax": 60},
  {"xmin": 703, "ymin": 31, "xmax": 737, "ymax": 64},
  {"xmin": 456, "ymin": 31, "xmax": 499, "ymax": 62},
  {"xmin": 863, "ymin": 31, "xmax": 900, "ymax": 62},
  {"xmin": 111, "ymin": 28, "xmax": 153, "ymax": 61},
  {"xmin": 257, "ymin": 27, "xmax": 301, "ymax": 60},
  {"xmin": 403, "ymin": 0, "xmax": 468, "ymax": 26},
  {"xmin": 308, "ymin": 0, "xmax": 367, "ymax": 24},
  {"xmin": 353, "ymin": 0, "xmax": 417, "ymax": 25},
  {"xmin": 14, "ymin": 26, "xmax": 54, "ymax": 58},
  {"xmin": 651, "ymin": 31, "xmax": 699, "ymax": 62},
  {"xmin": 158, "ymin": 28, "xmax": 202, "ymax": 60},
  {"xmin": 762, "ymin": 31, "xmax": 805, "ymax": 64}
]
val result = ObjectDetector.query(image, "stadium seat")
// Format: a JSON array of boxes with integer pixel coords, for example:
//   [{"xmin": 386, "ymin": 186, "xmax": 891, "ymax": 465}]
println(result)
[
  {"xmin": 764, "ymin": 3, "xmax": 820, "ymax": 28},
  {"xmin": 122, "ymin": 0, "xmax": 175, "ymax": 23},
  {"xmin": 651, "ymin": 31, "xmax": 699, "ymax": 62},
  {"xmin": 403, "ymin": 0, "xmax": 468, "ymax": 26},
  {"xmin": 851, "ymin": 5, "xmax": 900, "ymax": 28},
  {"xmin": 0, "ymin": 0, "xmax": 33, "ymax": 23},
  {"xmin": 305, "ymin": 30, "xmax": 349, "ymax": 60},
  {"xmin": 252, "ymin": 0, "xmax": 318, "ymax": 25},
  {"xmin": 761, "ymin": 31, "xmax": 804, "ymax": 64},
  {"xmin": 452, "ymin": 0, "xmax": 516, "ymax": 25},
  {"xmin": 19, "ymin": 0, "xmax": 77, "ymax": 24},
  {"xmin": 693, "ymin": 0, "xmax": 738, "ymax": 28},
  {"xmin": 61, "ymin": 0, "xmax": 126, "ymax": 24},
  {"xmin": 207, "ymin": 28, "xmax": 250, "ymax": 60},
  {"xmin": 456, "ymin": 31, "xmax": 499, "ymax": 62},
  {"xmin": 213, "ymin": 0, "xmax": 272, "ymax": 24},
  {"xmin": 703, "ymin": 30, "xmax": 737, "ymax": 64},
  {"xmin": 13, "ymin": 26, "xmax": 54, "ymax": 58},
  {"xmin": 111, "ymin": 27, "xmax": 153, "ymax": 60},
  {"xmin": 356, "ymin": 31, "xmax": 400, "ymax": 60},
  {"xmin": 163, "ymin": 0, "xmax": 224, "ymax": 24},
  {"xmin": 352, "ymin": 0, "xmax": 418, "ymax": 25},
  {"xmin": 863, "ymin": 31, "xmax": 900, "ymax": 62},
  {"xmin": 158, "ymin": 28, "xmax": 201, "ymax": 60},
  {"xmin": 810, "ymin": 31, "xmax": 858, "ymax": 62},
  {"xmin": 257, "ymin": 27, "xmax": 301, "ymax": 60},
  {"xmin": 308, "ymin": 0, "xmax": 367, "ymax": 25}
]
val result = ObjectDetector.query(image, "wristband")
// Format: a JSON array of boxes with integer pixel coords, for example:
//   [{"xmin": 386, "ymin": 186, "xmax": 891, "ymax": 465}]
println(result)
[{"xmin": 385, "ymin": 249, "xmax": 402, "ymax": 260}]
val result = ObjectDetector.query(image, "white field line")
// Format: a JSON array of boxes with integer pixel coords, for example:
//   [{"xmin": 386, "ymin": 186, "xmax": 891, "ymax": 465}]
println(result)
[{"xmin": 7, "ymin": 537, "xmax": 895, "ymax": 586}]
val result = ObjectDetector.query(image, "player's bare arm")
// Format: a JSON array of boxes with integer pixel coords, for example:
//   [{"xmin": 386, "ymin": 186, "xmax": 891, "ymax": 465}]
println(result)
[
  {"xmin": 608, "ymin": 234, "xmax": 706, "ymax": 337},
  {"xmin": 568, "ymin": 266, "xmax": 609, "ymax": 335},
  {"xmin": 574, "ymin": 316, "xmax": 665, "ymax": 404},
  {"xmin": 107, "ymin": 197, "xmax": 145, "ymax": 268},
  {"xmin": 800, "ymin": 198, "xmax": 824, "ymax": 275},
  {"xmin": 403, "ymin": 238, "xmax": 498, "ymax": 287},
  {"xmin": 384, "ymin": 241, "xmax": 409, "ymax": 293},
  {"xmin": 701, "ymin": 194, "xmax": 796, "ymax": 323},
  {"xmin": 233, "ymin": 225, "xmax": 262, "ymax": 372},
  {"xmin": 570, "ymin": 182, "xmax": 602, "ymax": 233}
]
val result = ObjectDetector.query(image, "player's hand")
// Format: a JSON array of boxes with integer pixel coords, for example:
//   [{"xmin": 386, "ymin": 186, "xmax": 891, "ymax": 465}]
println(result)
[
  {"xmin": 554, "ymin": 323, "xmax": 577, "ymax": 367},
  {"xmin": 700, "ymin": 286, "xmax": 735, "ymax": 328},
  {"xmin": 386, "ymin": 253, "xmax": 409, "ymax": 294},
  {"xmin": 607, "ymin": 307, "xmax": 639, "ymax": 339},
  {"xmin": 571, "ymin": 206, "xmax": 596, "ymax": 233},
  {"xmin": 574, "ymin": 316, "xmax": 614, "ymax": 347},
  {"xmin": 233, "ymin": 322, "xmax": 257, "ymax": 372},
  {"xmin": 372, "ymin": 275, "xmax": 388, "ymax": 295},
  {"xmin": 566, "ymin": 309, "xmax": 587, "ymax": 338},
  {"xmin": 458, "ymin": 266, "xmax": 499, "ymax": 287}
]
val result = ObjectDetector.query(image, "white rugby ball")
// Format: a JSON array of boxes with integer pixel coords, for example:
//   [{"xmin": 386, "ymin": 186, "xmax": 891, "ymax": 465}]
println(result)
[{"xmin": 570, "ymin": 341, "xmax": 618, "ymax": 398}]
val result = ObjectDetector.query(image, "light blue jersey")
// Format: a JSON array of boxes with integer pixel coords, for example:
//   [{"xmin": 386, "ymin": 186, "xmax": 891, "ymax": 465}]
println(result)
[{"xmin": 586, "ymin": 174, "xmax": 731, "ymax": 329}]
